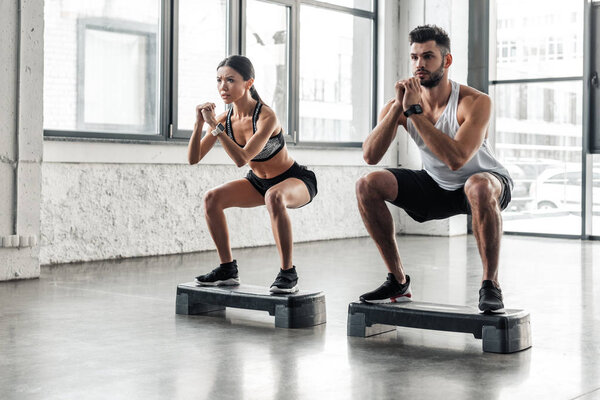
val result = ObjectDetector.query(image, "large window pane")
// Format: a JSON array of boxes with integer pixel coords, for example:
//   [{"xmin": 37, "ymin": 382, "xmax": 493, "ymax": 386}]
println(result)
[
  {"xmin": 492, "ymin": 0, "xmax": 583, "ymax": 80},
  {"xmin": 494, "ymin": 81, "xmax": 583, "ymax": 235},
  {"xmin": 178, "ymin": 0, "xmax": 227, "ymax": 131},
  {"xmin": 246, "ymin": 0, "xmax": 289, "ymax": 135},
  {"xmin": 44, "ymin": 0, "xmax": 161, "ymax": 134},
  {"xmin": 299, "ymin": 6, "xmax": 372, "ymax": 142}
]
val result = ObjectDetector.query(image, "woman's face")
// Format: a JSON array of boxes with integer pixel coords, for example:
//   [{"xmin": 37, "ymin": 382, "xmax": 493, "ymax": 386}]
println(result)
[{"xmin": 216, "ymin": 66, "xmax": 251, "ymax": 104}]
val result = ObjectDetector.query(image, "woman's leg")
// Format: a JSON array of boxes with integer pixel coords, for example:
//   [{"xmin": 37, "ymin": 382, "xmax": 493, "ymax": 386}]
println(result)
[
  {"xmin": 263, "ymin": 178, "xmax": 311, "ymax": 270},
  {"xmin": 203, "ymin": 179, "xmax": 265, "ymax": 263}
]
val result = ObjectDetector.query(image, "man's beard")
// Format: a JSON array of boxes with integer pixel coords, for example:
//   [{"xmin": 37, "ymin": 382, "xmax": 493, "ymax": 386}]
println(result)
[{"xmin": 415, "ymin": 60, "xmax": 444, "ymax": 88}]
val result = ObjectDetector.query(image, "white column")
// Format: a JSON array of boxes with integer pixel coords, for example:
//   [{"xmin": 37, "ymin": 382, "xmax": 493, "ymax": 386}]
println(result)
[{"xmin": 0, "ymin": 0, "xmax": 43, "ymax": 281}]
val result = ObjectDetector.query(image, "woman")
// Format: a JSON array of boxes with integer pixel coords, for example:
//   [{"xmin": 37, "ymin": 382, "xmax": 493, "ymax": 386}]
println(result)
[{"xmin": 188, "ymin": 55, "xmax": 317, "ymax": 293}]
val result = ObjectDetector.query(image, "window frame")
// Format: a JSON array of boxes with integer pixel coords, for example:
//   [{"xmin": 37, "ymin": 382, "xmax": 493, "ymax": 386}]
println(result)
[{"xmin": 43, "ymin": 0, "xmax": 378, "ymax": 148}]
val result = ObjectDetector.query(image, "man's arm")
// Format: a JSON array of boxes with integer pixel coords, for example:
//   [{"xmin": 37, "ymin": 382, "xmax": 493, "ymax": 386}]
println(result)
[
  {"xmin": 362, "ymin": 83, "xmax": 406, "ymax": 165},
  {"xmin": 404, "ymin": 79, "xmax": 491, "ymax": 171}
]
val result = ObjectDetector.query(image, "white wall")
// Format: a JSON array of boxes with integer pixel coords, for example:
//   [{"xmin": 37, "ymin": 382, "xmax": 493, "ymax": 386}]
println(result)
[{"xmin": 0, "ymin": 0, "xmax": 44, "ymax": 280}]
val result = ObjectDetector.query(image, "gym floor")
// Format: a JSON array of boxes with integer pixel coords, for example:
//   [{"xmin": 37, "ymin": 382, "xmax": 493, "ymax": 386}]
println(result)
[{"xmin": 1, "ymin": 234, "xmax": 599, "ymax": 400}]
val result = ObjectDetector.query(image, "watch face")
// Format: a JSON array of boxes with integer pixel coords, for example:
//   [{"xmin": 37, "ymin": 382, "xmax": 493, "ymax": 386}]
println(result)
[
  {"xmin": 414, "ymin": 104, "xmax": 423, "ymax": 113},
  {"xmin": 217, "ymin": 122, "xmax": 225, "ymax": 131}
]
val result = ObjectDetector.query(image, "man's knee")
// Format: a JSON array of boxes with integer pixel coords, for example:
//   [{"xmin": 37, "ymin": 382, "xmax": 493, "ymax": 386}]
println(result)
[
  {"xmin": 356, "ymin": 173, "xmax": 385, "ymax": 202},
  {"xmin": 465, "ymin": 175, "xmax": 499, "ymax": 209}
]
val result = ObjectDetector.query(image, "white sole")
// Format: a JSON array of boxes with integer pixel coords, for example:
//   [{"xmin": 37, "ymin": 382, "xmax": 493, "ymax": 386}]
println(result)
[
  {"xmin": 269, "ymin": 285, "xmax": 299, "ymax": 294},
  {"xmin": 361, "ymin": 295, "xmax": 413, "ymax": 304},
  {"xmin": 479, "ymin": 308, "xmax": 505, "ymax": 314},
  {"xmin": 194, "ymin": 278, "xmax": 240, "ymax": 286}
]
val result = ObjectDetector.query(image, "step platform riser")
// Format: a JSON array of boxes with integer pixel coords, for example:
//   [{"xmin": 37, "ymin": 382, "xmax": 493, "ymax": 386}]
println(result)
[
  {"xmin": 347, "ymin": 301, "xmax": 531, "ymax": 354},
  {"xmin": 176, "ymin": 283, "xmax": 326, "ymax": 329}
]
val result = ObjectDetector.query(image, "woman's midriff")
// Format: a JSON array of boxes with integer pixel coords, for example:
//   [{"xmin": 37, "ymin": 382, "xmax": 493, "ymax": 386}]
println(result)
[{"xmin": 248, "ymin": 147, "xmax": 294, "ymax": 179}]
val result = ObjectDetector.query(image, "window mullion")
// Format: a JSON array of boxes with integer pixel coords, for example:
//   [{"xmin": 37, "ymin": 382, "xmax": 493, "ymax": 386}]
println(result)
[{"xmin": 290, "ymin": 0, "xmax": 300, "ymax": 143}]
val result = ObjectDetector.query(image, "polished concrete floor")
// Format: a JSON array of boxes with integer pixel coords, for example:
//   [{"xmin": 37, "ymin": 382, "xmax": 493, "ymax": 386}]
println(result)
[{"xmin": 1, "ymin": 235, "xmax": 600, "ymax": 400}]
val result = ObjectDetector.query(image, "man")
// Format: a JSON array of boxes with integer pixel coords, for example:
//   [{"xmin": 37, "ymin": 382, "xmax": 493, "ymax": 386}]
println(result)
[{"xmin": 356, "ymin": 25, "xmax": 512, "ymax": 313}]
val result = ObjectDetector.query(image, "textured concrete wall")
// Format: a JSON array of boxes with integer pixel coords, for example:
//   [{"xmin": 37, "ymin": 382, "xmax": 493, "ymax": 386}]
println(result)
[{"xmin": 40, "ymin": 163, "xmax": 376, "ymax": 264}]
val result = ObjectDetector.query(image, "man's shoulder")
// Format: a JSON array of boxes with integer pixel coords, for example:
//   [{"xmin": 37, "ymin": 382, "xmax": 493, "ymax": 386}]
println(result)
[
  {"xmin": 457, "ymin": 84, "xmax": 491, "ymax": 111},
  {"xmin": 457, "ymin": 83, "xmax": 490, "ymax": 101}
]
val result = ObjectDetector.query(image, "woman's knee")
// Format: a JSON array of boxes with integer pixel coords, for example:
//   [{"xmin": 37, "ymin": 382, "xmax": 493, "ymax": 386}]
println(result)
[
  {"xmin": 203, "ymin": 189, "xmax": 223, "ymax": 213},
  {"xmin": 264, "ymin": 189, "xmax": 285, "ymax": 214}
]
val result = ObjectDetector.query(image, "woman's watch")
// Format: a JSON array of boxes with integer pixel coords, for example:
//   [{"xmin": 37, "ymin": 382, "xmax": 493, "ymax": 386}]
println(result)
[
  {"xmin": 211, "ymin": 122, "xmax": 225, "ymax": 136},
  {"xmin": 403, "ymin": 104, "xmax": 423, "ymax": 118}
]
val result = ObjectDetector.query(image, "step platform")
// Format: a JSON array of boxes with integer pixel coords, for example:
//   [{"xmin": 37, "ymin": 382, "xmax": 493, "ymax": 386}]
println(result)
[
  {"xmin": 347, "ymin": 301, "xmax": 531, "ymax": 353},
  {"xmin": 176, "ymin": 282, "xmax": 326, "ymax": 329}
]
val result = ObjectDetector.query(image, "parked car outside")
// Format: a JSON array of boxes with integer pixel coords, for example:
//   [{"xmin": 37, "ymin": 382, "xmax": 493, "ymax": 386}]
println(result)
[{"xmin": 530, "ymin": 167, "xmax": 600, "ymax": 210}]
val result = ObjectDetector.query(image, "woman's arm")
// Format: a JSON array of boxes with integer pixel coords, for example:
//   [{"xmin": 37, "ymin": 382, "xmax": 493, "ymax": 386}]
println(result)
[
  {"xmin": 203, "ymin": 105, "xmax": 278, "ymax": 167},
  {"xmin": 187, "ymin": 103, "xmax": 223, "ymax": 165}
]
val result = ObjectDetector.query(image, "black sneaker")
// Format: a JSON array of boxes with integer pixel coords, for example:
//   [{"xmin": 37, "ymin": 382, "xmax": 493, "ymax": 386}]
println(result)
[
  {"xmin": 478, "ymin": 280, "xmax": 505, "ymax": 314},
  {"xmin": 270, "ymin": 266, "xmax": 299, "ymax": 294},
  {"xmin": 195, "ymin": 261, "xmax": 240, "ymax": 286},
  {"xmin": 360, "ymin": 274, "xmax": 412, "ymax": 304}
]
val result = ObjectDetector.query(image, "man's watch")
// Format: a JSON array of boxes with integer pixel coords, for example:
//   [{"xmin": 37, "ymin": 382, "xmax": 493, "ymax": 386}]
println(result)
[
  {"xmin": 211, "ymin": 122, "xmax": 225, "ymax": 136},
  {"xmin": 403, "ymin": 104, "xmax": 423, "ymax": 118}
]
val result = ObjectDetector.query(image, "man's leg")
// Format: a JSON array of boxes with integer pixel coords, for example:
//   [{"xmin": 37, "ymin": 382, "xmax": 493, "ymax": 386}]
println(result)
[
  {"xmin": 355, "ymin": 170, "xmax": 406, "ymax": 284},
  {"xmin": 464, "ymin": 172, "xmax": 503, "ymax": 286},
  {"xmin": 464, "ymin": 172, "xmax": 505, "ymax": 313}
]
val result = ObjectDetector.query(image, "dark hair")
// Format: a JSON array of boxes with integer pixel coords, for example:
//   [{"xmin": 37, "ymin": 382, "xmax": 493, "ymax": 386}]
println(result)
[
  {"xmin": 408, "ymin": 25, "xmax": 451, "ymax": 57},
  {"xmin": 217, "ymin": 55, "xmax": 263, "ymax": 104}
]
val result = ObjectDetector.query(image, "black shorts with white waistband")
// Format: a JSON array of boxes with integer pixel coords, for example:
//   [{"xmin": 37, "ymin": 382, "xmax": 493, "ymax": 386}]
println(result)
[
  {"xmin": 246, "ymin": 162, "xmax": 318, "ymax": 207},
  {"xmin": 385, "ymin": 168, "xmax": 512, "ymax": 223}
]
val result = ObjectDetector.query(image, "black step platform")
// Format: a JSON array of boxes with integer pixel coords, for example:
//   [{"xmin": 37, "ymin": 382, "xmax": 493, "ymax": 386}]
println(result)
[
  {"xmin": 176, "ymin": 282, "xmax": 326, "ymax": 329},
  {"xmin": 347, "ymin": 301, "xmax": 531, "ymax": 353}
]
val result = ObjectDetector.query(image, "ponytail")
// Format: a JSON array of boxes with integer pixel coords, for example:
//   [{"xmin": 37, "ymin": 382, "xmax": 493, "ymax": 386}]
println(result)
[{"xmin": 249, "ymin": 85, "xmax": 264, "ymax": 104}]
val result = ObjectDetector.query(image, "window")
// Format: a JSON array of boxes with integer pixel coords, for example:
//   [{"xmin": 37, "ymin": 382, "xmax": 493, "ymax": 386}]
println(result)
[
  {"xmin": 44, "ymin": 0, "xmax": 161, "ymax": 138},
  {"xmin": 175, "ymin": 0, "xmax": 228, "ymax": 133},
  {"xmin": 245, "ymin": 0, "xmax": 290, "ymax": 136},
  {"xmin": 489, "ymin": 0, "xmax": 584, "ymax": 236},
  {"xmin": 77, "ymin": 19, "xmax": 158, "ymax": 134},
  {"xmin": 44, "ymin": 0, "xmax": 377, "ymax": 146},
  {"xmin": 298, "ymin": 4, "xmax": 373, "ymax": 143},
  {"xmin": 244, "ymin": 0, "xmax": 376, "ymax": 144}
]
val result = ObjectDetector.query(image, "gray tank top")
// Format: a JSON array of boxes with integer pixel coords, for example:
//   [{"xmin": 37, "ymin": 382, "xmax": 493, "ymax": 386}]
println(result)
[{"xmin": 405, "ymin": 80, "xmax": 513, "ymax": 191}]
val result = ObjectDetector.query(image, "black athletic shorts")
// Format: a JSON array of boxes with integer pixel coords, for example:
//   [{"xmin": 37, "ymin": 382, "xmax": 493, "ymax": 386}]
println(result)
[
  {"xmin": 385, "ymin": 168, "xmax": 512, "ymax": 223},
  {"xmin": 246, "ymin": 162, "xmax": 318, "ymax": 206}
]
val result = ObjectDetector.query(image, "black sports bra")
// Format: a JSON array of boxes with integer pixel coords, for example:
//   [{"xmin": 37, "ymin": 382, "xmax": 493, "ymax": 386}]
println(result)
[{"xmin": 225, "ymin": 101, "xmax": 285, "ymax": 162}]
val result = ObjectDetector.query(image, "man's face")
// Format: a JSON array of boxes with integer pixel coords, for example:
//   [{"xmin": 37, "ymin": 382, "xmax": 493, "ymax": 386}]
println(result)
[{"xmin": 410, "ymin": 40, "xmax": 447, "ymax": 88}]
